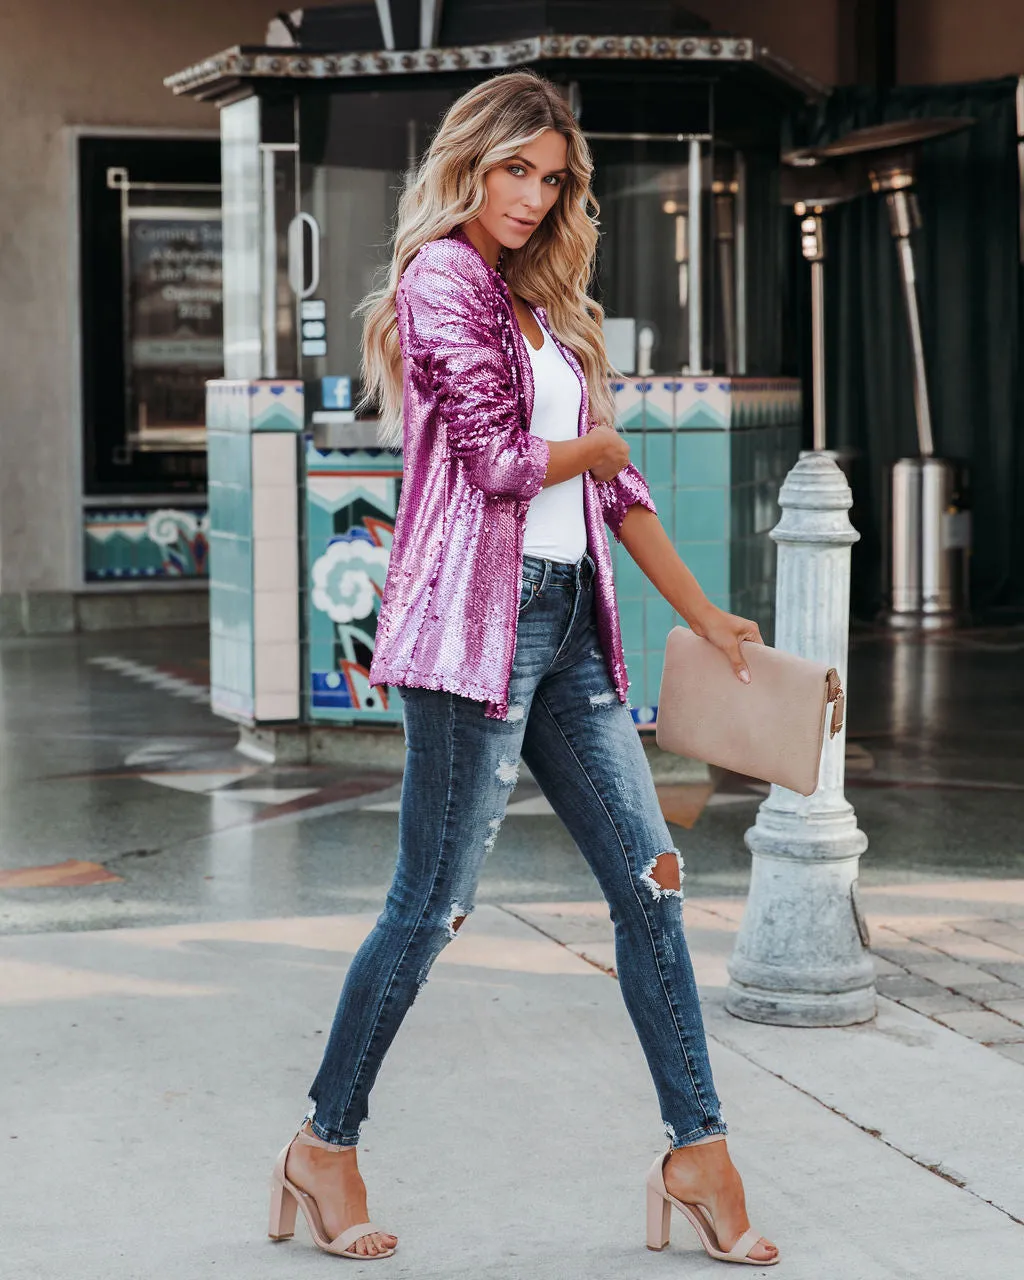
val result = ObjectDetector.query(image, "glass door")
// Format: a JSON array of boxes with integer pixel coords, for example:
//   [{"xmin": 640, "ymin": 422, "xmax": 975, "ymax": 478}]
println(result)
[
  {"xmin": 295, "ymin": 85, "xmax": 456, "ymax": 724},
  {"xmin": 295, "ymin": 86, "xmax": 458, "ymax": 440}
]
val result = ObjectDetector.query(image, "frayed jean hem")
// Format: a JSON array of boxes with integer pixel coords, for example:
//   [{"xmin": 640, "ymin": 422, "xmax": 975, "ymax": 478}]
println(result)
[
  {"xmin": 308, "ymin": 1119, "xmax": 360, "ymax": 1147},
  {"xmin": 667, "ymin": 1121, "xmax": 729, "ymax": 1149},
  {"xmin": 306, "ymin": 1108, "xmax": 360, "ymax": 1148}
]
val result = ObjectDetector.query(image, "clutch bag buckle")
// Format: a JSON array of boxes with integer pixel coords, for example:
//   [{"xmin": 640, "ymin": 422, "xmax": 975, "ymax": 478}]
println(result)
[{"xmin": 826, "ymin": 668, "xmax": 845, "ymax": 738}]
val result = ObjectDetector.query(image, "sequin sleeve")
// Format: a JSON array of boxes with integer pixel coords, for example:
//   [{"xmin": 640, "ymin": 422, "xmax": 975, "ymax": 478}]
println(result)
[
  {"xmin": 398, "ymin": 243, "xmax": 550, "ymax": 502},
  {"xmin": 594, "ymin": 460, "xmax": 658, "ymax": 543}
]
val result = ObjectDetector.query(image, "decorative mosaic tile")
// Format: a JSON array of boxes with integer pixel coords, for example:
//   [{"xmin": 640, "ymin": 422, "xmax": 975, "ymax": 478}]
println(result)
[
  {"xmin": 84, "ymin": 508, "xmax": 209, "ymax": 581},
  {"xmin": 731, "ymin": 380, "xmax": 803, "ymax": 428},
  {"xmin": 676, "ymin": 379, "xmax": 730, "ymax": 429},
  {"xmin": 250, "ymin": 380, "xmax": 304, "ymax": 432},
  {"xmin": 609, "ymin": 375, "xmax": 801, "ymax": 432},
  {"xmin": 206, "ymin": 379, "xmax": 251, "ymax": 432},
  {"xmin": 207, "ymin": 378, "xmax": 304, "ymax": 433},
  {"xmin": 643, "ymin": 379, "xmax": 675, "ymax": 429},
  {"xmin": 614, "ymin": 378, "xmax": 646, "ymax": 430},
  {"xmin": 305, "ymin": 440, "xmax": 403, "ymax": 725}
]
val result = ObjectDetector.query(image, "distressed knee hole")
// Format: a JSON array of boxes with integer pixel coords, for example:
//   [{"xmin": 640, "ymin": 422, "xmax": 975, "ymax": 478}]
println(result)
[
  {"xmin": 588, "ymin": 690, "xmax": 616, "ymax": 708},
  {"xmin": 444, "ymin": 900, "xmax": 471, "ymax": 939},
  {"xmin": 495, "ymin": 758, "xmax": 519, "ymax": 787},
  {"xmin": 651, "ymin": 852, "xmax": 681, "ymax": 892},
  {"xmin": 506, "ymin": 703, "xmax": 526, "ymax": 724},
  {"xmin": 640, "ymin": 850, "xmax": 685, "ymax": 899}
]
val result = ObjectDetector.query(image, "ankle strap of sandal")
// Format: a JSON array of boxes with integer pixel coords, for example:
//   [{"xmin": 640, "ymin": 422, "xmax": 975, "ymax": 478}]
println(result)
[{"xmin": 295, "ymin": 1124, "xmax": 351, "ymax": 1152}]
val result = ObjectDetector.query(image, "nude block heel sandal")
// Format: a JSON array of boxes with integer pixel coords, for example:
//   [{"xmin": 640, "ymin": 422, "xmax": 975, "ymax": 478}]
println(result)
[
  {"xmin": 645, "ymin": 1149, "xmax": 778, "ymax": 1266},
  {"xmin": 268, "ymin": 1127, "xmax": 396, "ymax": 1260}
]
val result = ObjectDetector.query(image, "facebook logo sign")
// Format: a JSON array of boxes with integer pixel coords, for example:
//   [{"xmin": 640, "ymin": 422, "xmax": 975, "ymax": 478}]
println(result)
[{"xmin": 321, "ymin": 376, "xmax": 352, "ymax": 410}]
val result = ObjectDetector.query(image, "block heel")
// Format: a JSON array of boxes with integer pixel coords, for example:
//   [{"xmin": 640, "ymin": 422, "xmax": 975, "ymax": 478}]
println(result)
[
  {"xmin": 268, "ymin": 1180, "xmax": 298, "ymax": 1241},
  {"xmin": 646, "ymin": 1182, "xmax": 672, "ymax": 1250}
]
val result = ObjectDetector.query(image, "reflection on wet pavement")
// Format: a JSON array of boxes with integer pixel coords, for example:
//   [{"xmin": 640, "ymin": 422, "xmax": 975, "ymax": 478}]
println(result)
[{"xmin": 1, "ymin": 622, "xmax": 1022, "ymax": 937}]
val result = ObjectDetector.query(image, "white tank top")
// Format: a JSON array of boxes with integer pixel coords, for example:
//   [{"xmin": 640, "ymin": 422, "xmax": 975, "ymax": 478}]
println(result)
[{"xmin": 522, "ymin": 313, "xmax": 588, "ymax": 563}]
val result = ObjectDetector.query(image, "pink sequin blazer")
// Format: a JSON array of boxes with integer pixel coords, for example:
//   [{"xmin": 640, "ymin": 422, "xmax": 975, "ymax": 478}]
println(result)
[{"xmin": 368, "ymin": 223, "xmax": 657, "ymax": 719}]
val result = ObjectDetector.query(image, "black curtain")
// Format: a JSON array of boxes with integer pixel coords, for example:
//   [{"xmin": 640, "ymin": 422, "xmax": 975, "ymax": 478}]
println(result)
[{"xmin": 787, "ymin": 78, "xmax": 1023, "ymax": 619}]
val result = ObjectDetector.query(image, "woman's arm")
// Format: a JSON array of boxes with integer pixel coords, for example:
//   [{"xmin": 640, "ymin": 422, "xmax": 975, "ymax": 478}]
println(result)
[
  {"xmin": 399, "ymin": 246, "xmax": 549, "ymax": 501},
  {"xmin": 618, "ymin": 505, "xmax": 763, "ymax": 682},
  {"xmin": 544, "ymin": 426, "xmax": 627, "ymax": 487},
  {"xmin": 400, "ymin": 245, "xmax": 633, "ymax": 500}
]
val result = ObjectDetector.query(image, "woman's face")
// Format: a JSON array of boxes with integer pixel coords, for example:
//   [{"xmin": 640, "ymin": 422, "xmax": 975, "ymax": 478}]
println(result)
[{"xmin": 478, "ymin": 128, "xmax": 569, "ymax": 249}]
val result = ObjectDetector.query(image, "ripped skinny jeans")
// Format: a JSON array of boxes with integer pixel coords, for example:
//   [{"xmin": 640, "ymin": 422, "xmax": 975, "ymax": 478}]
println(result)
[{"xmin": 306, "ymin": 551, "xmax": 727, "ymax": 1149}]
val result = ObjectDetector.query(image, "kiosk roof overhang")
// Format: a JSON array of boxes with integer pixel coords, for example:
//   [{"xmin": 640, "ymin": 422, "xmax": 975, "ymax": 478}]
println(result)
[{"xmin": 165, "ymin": 32, "xmax": 828, "ymax": 107}]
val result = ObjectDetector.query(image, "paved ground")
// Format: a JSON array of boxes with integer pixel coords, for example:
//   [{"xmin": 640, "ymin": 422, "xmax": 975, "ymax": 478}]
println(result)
[
  {"xmin": 1, "ymin": 621, "xmax": 1023, "ymax": 1276},
  {"xmin": 509, "ymin": 884, "xmax": 1024, "ymax": 1063},
  {"xmin": 1, "ymin": 621, "xmax": 1022, "ymax": 935}
]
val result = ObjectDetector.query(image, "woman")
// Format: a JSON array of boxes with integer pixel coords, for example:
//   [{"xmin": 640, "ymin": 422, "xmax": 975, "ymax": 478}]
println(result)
[{"xmin": 269, "ymin": 69, "xmax": 778, "ymax": 1267}]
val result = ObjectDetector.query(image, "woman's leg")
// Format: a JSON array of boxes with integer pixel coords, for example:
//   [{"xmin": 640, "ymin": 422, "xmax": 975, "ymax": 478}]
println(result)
[
  {"xmin": 520, "ymin": 605, "xmax": 777, "ymax": 1262},
  {"xmin": 521, "ymin": 638, "xmax": 725, "ymax": 1148},
  {"xmin": 286, "ymin": 560, "xmax": 563, "ymax": 1256},
  {"xmin": 286, "ymin": 682, "xmax": 534, "ymax": 1256},
  {"xmin": 306, "ymin": 683, "xmax": 531, "ymax": 1144}
]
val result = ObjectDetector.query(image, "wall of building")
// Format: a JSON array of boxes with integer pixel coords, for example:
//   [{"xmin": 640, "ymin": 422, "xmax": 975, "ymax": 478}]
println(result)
[
  {"xmin": 1, "ymin": 0, "xmax": 1020, "ymax": 625},
  {"xmin": 0, "ymin": 0, "xmax": 269, "ymax": 619},
  {"xmin": 686, "ymin": 0, "xmax": 842, "ymax": 88},
  {"xmin": 899, "ymin": 0, "xmax": 1024, "ymax": 84},
  {"xmin": 689, "ymin": 0, "xmax": 1024, "ymax": 87}
]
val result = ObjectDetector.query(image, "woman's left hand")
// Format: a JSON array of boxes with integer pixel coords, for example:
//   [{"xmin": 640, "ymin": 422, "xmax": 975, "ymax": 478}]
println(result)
[{"xmin": 688, "ymin": 605, "xmax": 764, "ymax": 683}]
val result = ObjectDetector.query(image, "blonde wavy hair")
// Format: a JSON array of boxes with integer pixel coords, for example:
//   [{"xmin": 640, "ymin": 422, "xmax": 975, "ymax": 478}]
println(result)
[{"xmin": 357, "ymin": 68, "xmax": 617, "ymax": 449}]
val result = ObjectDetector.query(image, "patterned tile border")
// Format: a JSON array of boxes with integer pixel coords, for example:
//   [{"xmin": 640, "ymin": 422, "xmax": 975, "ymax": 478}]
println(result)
[{"xmin": 84, "ymin": 507, "xmax": 209, "ymax": 581}]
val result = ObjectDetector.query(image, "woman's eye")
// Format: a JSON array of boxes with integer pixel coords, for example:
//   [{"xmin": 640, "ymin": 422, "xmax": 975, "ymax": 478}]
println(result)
[{"xmin": 507, "ymin": 165, "xmax": 562, "ymax": 186}]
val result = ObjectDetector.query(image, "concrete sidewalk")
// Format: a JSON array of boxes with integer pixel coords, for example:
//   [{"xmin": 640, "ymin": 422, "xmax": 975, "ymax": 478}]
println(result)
[{"xmin": 3, "ymin": 902, "xmax": 1020, "ymax": 1279}]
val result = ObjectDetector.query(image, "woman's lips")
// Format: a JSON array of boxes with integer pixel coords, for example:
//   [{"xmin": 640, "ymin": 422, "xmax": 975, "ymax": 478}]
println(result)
[{"xmin": 506, "ymin": 215, "xmax": 537, "ymax": 228}]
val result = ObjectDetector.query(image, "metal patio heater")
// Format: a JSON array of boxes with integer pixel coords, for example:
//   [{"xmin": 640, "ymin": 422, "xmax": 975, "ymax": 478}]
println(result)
[
  {"xmin": 779, "ymin": 157, "xmax": 867, "ymax": 453},
  {"xmin": 796, "ymin": 119, "xmax": 975, "ymax": 627}
]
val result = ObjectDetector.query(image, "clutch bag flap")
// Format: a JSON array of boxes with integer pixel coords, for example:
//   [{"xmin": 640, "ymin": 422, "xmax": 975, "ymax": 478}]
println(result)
[{"xmin": 655, "ymin": 627, "xmax": 840, "ymax": 797}]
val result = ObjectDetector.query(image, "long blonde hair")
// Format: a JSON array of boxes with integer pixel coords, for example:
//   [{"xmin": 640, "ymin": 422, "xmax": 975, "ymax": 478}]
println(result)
[{"xmin": 357, "ymin": 69, "xmax": 617, "ymax": 448}]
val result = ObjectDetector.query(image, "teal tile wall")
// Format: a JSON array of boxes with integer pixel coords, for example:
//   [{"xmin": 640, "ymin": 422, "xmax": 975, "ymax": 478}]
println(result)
[
  {"xmin": 206, "ymin": 378, "xmax": 304, "ymax": 726},
  {"xmin": 675, "ymin": 488, "xmax": 728, "ymax": 542},
  {"xmin": 208, "ymin": 426, "xmax": 254, "ymax": 720},
  {"xmin": 610, "ymin": 380, "xmax": 802, "ymax": 724},
  {"xmin": 676, "ymin": 432, "xmax": 730, "ymax": 487}
]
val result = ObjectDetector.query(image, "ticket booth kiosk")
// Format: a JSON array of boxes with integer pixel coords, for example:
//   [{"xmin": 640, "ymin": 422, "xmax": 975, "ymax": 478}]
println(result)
[{"xmin": 167, "ymin": 3, "xmax": 822, "ymax": 741}]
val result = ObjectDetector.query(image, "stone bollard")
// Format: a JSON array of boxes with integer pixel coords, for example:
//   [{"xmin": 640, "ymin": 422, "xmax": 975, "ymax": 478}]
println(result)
[{"xmin": 725, "ymin": 452, "xmax": 876, "ymax": 1026}]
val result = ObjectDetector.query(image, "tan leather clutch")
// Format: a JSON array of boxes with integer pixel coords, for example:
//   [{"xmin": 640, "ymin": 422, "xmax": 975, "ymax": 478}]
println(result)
[{"xmin": 655, "ymin": 626, "xmax": 845, "ymax": 797}]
